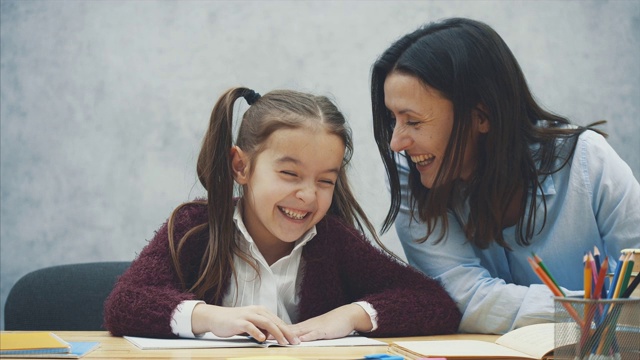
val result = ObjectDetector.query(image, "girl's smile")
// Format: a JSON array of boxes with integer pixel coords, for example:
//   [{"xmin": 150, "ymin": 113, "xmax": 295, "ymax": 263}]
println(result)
[{"xmin": 233, "ymin": 126, "xmax": 345, "ymax": 252}]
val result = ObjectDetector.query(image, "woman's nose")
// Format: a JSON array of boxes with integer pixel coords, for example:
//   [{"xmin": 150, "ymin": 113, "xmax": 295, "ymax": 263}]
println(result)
[{"xmin": 389, "ymin": 125, "xmax": 410, "ymax": 152}]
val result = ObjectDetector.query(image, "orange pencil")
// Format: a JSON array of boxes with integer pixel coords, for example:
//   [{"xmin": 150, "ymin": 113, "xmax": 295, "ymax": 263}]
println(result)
[
  {"xmin": 528, "ymin": 257, "xmax": 583, "ymax": 326},
  {"xmin": 532, "ymin": 252, "xmax": 565, "ymax": 296},
  {"xmin": 584, "ymin": 253, "xmax": 592, "ymax": 299}
]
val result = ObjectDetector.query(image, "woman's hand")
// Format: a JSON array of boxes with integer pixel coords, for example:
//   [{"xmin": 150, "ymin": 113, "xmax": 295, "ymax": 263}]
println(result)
[
  {"xmin": 192, "ymin": 304, "xmax": 300, "ymax": 345},
  {"xmin": 289, "ymin": 304, "xmax": 373, "ymax": 342}
]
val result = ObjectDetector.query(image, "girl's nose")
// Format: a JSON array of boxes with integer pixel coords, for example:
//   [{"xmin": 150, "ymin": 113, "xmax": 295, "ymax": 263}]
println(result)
[
  {"xmin": 389, "ymin": 124, "xmax": 410, "ymax": 153},
  {"xmin": 296, "ymin": 184, "xmax": 316, "ymax": 203}
]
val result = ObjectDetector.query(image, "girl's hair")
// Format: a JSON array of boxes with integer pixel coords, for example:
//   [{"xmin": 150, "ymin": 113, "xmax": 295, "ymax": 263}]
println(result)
[
  {"xmin": 168, "ymin": 87, "xmax": 395, "ymax": 302},
  {"xmin": 371, "ymin": 18, "xmax": 605, "ymax": 249}
]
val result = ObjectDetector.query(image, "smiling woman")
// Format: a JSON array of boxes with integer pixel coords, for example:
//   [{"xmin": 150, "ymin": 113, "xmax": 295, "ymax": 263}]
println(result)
[
  {"xmin": 383, "ymin": 72, "xmax": 489, "ymax": 189},
  {"xmin": 371, "ymin": 17, "xmax": 640, "ymax": 334},
  {"xmin": 103, "ymin": 86, "xmax": 462, "ymax": 343}
]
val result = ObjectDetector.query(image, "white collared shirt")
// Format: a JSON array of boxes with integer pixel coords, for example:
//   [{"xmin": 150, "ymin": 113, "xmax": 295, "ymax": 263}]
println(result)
[{"xmin": 170, "ymin": 202, "xmax": 377, "ymax": 338}]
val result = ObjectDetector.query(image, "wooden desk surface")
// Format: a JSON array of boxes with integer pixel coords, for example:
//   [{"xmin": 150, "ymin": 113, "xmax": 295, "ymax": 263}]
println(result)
[{"xmin": 0, "ymin": 331, "xmax": 500, "ymax": 359}]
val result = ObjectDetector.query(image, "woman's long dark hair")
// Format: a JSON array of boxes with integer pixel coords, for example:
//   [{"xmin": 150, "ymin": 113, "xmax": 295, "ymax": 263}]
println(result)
[
  {"xmin": 372, "ymin": 18, "xmax": 605, "ymax": 249},
  {"xmin": 169, "ymin": 87, "xmax": 396, "ymax": 302}
]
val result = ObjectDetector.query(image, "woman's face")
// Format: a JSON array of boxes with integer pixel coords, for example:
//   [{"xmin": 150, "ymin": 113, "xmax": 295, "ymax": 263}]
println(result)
[{"xmin": 384, "ymin": 71, "xmax": 487, "ymax": 189}]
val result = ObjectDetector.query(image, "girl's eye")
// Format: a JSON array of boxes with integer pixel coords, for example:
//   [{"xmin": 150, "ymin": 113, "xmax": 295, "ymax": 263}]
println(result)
[
  {"xmin": 319, "ymin": 179, "xmax": 336, "ymax": 186},
  {"xmin": 281, "ymin": 171, "xmax": 297, "ymax": 177}
]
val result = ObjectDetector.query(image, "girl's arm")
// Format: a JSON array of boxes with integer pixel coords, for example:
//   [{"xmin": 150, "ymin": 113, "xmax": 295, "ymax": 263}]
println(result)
[
  {"xmin": 394, "ymin": 157, "xmax": 552, "ymax": 334},
  {"xmin": 295, "ymin": 215, "xmax": 461, "ymax": 339},
  {"xmin": 103, "ymin": 213, "xmax": 202, "ymax": 337},
  {"xmin": 105, "ymin": 204, "xmax": 300, "ymax": 343}
]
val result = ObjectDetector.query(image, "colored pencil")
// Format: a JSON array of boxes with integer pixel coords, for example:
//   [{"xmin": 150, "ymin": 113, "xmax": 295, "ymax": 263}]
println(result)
[
  {"xmin": 532, "ymin": 252, "xmax": 565, "ymax": 296},
  {"xmin": 527, "ymin": 257, "xmax": 583, "ymax": 326}
]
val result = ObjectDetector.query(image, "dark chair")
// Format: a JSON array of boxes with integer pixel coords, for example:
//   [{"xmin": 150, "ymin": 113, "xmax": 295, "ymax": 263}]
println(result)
[{"xmin": 4, "ymin": 261, "xmax": 130, "ymax": 330}]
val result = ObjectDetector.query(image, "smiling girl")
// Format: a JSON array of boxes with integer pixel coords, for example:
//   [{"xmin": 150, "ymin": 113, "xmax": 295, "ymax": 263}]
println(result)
[{"xmin": 104, "ymin": 87, "xmax": 461, "ymax": 343}]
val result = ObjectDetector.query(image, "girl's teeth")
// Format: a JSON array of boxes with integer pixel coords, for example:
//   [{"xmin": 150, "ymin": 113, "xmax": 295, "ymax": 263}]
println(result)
[{"xmin": 281, "ymin": 207, "xmax": 307, "ymax": 220}]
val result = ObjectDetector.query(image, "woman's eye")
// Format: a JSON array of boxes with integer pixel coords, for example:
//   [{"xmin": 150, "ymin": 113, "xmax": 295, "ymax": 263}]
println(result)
[
  {"xmin": 281, "ymin": 171, "xmax": 297, "ymax": 177},
  {"xmin": 320, "ymin": 179, "xmax": 335, "ymax": 186}
]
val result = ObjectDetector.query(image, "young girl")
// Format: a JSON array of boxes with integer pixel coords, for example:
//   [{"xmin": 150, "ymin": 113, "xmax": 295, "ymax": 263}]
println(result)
[
  {"xmin": 371, "ymin": 18, "xmax": 640, "ymax": 334},
  {"xmin": 104, "ymin": 87, "xmax": 461, "ymax": 343}
]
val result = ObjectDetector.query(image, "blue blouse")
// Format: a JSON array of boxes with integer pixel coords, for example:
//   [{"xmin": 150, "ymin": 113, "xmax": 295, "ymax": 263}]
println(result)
[{"xmin": 395, "ymin": 130, "xmax": 640, "ymax": 334}]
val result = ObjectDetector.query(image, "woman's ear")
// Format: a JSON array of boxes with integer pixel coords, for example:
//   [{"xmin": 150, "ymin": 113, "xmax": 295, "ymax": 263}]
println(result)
[
  {"xmin": 473, "ymin": 103, "xmax": 490, "ymax": 134},
  {"xmin": 230, "ymin": 146, "xmax": 249, "ymax": 185}
]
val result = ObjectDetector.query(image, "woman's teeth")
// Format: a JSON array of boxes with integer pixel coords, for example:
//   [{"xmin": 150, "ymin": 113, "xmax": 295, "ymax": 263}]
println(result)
[
  {"xmin": 411, "ymin": 154, "xmax": 435, "ymax": 166},
  {"xmin": 280, "ymin": 207, "xmax": 308, "ymax": 220}
]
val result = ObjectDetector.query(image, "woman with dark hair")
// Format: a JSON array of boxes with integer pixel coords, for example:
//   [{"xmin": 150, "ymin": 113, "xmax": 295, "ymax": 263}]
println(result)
[{"xmin": 371, "ymin": 18, "xmax": 639, "ymax": 334}]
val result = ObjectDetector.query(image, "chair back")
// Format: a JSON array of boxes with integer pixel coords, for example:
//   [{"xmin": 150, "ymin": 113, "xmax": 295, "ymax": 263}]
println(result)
[{"xmin": 4, "ymin": 261, "xmax": 130, "ymax": 330}]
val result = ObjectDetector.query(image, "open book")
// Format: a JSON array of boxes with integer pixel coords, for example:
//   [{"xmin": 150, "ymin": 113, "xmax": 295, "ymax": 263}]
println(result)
[
  {"xmin": 125, "ymin": 333, "xmax": 387, "ymax": 349},
  {"xmin": 390, "ymin": 323, "xmax": 565, "ymax": 360}
]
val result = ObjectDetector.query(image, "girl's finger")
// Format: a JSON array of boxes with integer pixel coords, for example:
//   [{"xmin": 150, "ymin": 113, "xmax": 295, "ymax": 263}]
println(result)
[{"xmin": 298, "ymin": 329, "xmax": 326, "ymax": 342}]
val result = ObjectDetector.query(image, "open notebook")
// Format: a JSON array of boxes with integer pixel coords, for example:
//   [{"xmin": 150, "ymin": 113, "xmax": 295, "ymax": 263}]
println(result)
[{"xmin": 125, "ymin": 333, "xmax": 386, "ymax": 349}]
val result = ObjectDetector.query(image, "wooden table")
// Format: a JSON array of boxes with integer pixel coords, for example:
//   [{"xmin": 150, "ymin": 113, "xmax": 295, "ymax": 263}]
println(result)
[{"xmin": 1, "ymin": 331, "xmax": 500, "ymax": 359}]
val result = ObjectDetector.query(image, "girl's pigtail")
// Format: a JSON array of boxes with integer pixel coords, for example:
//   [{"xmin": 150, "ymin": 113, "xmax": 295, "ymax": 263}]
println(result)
[{"xmin": 184, "ymin": 88, "xmax": 249, "ymax": 301}]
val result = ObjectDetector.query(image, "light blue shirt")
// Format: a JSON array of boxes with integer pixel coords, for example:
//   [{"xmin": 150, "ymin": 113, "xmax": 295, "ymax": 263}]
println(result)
[{"xmin": 395, "ymin": 130, "xmax": 640, "ymax": 334}]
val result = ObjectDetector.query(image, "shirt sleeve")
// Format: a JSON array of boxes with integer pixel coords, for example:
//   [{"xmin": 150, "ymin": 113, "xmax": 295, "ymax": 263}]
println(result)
[
  {"xmin": 171, "ymin": 300, "xmax": 205, "ymax": 338},
  {"xmin": 579, "ymin": 131, "xmax": 640, "ymax": 256},
  {"xmin": 353, "ymin": 301, "xmax": 378, "ymax": 332}
]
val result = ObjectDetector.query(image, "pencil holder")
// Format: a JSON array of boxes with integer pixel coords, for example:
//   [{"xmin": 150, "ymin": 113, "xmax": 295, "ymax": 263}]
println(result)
[{"xmin": 554, "ymin": 297, "xmax": 640, "ymax": 360}]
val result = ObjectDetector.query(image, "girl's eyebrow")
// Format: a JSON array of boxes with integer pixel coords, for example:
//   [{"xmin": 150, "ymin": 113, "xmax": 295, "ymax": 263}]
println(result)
[{"xmin": 276, "ymin": 156, "xmax": 341, "ymax": 174}]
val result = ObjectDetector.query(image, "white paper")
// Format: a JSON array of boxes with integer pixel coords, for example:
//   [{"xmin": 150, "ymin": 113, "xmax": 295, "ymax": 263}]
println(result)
[{"xmin": 124, "ymin": 333, "xmax": 386, "ymax": 350}]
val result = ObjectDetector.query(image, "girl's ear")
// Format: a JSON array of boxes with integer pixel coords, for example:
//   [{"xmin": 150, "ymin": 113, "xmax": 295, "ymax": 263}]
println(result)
[
  {"xmin": 230, "ymin": 146, "xmax": 249, "ymax": 185},
  {"xmin": 473, "ymin": 103, "xmax": 490, "ymax": 134}
]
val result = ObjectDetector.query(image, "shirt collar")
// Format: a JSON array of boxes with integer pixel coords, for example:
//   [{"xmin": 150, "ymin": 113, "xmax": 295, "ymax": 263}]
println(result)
[{"xmin": 232, "ymin": 200, "xmax": 317, "ymax": 251}]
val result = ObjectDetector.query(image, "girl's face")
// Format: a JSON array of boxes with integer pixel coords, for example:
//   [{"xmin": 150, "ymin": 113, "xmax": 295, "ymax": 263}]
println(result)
[
  {"xmin": 233, "ymin": 127, "xmax": 345, "ymax": 247},
  {"xmin": 384, "ymin": 71, "xmax": 488, "ymax": 188}
]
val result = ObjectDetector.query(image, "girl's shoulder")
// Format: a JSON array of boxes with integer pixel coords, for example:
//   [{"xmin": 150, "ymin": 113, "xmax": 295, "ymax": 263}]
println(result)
[
  {"xmin": 313, "ymin": 215, "xmax": 377, "ymax": 251},
  {"xmin": 169, "ymin": 199, "xmax": 209, "ymax": 231},
  {"xmin": 316, "ymin": 214, "xmax": 362, "ymax": 238}
]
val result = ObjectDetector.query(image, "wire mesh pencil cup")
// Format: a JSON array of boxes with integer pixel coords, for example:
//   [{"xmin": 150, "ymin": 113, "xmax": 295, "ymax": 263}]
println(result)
[{"xmin": 554, "ymin": 297, "xmax": 640, "ymax": 360}]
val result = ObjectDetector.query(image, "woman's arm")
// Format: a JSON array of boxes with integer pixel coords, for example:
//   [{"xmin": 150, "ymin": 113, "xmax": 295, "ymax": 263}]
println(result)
[{"xmin": 395, "ymin": 156, "xmax": 564, "ymax": 334}]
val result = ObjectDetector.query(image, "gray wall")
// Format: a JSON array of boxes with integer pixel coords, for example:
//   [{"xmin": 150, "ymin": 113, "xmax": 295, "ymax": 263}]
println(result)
[{"xmin": 1, "ymin": 0, "xmax": 639, "ymax": 328}]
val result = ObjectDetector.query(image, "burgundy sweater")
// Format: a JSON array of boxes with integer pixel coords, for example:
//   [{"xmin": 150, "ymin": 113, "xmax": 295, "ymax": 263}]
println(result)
[{"xmin": 104, "ymin": 202, "xmax": 461, "ymax": 338}]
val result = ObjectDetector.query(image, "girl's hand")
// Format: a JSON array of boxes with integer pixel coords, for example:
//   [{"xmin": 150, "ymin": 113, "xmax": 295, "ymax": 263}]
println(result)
[
  {"xmin": 192, "ymin": 304, "xmax": 300, "ymax": 345},
  {"xmin": 289, "ymin": 304, "xmax": 373, "ymax": 342}
]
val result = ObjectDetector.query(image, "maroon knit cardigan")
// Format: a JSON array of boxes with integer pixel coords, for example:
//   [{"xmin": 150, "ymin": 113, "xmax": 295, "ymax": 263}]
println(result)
[{"xmin": 104, "ymin": 202, "xmax": 461, "ymax": 338}]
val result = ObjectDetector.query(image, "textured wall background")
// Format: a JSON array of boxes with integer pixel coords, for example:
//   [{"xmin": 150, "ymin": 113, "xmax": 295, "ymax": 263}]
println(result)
[{"xmin": 1, "ymin": 0, "xmax": 639, "ymax": 328}]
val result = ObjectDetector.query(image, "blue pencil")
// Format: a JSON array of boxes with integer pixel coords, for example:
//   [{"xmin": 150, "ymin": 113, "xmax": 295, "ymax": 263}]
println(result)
[{"xmin": 606, "ymin": 254, "xmax": 626, "ymax": 299}]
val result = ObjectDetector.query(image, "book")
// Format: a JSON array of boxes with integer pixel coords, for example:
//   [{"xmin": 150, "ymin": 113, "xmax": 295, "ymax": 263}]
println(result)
[
  {"xmin": 0, "ymin": 332, "xmax": 100, "ymax": 358},
  {"xmin": 125, "ymin": 333, "xmax": 387, "ymax": 349},
  {"xmin": 0, "ymin": 332, "xmax": 69, "ymax": 355},
  {"xmin": 389, "ymin": 323, "xmax": 566, "ymax": 360}
]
